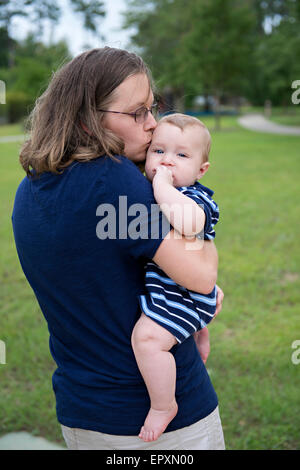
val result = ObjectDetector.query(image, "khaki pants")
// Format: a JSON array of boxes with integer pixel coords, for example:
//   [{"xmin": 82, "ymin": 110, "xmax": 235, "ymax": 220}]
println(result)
[{"xmin": 61, "ymin": 406, "xmax": 225, "ymax": 450}]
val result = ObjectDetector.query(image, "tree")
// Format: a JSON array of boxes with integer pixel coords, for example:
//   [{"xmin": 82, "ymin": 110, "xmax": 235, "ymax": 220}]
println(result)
[
  {"xmin": 0, "ymin": 0, "xmax": 60, "ymax": 40},
  {"xmin": 123, "ymin": 0, "xmax": 300, "ymax": 122},
  {"xmin": 176, "ymin": 0, "xmax": 256, "ymax": 128},
  {"xmin": 124, "ymin": 0, "xmax": 256, "ymax": 128},
  {"xmin": 124, "ymin": 0, "xmax": 196, "ymax": 111},
  {"xmin": 0, "ymin": 26, "xmax": 16, "ymax": 68},
  {"xmin": 0, "ymin": 0, "xmax": 106, "ymax": 122},
  {"xmin": 0, "ymin": 0, "xmax": 105, "ymax": 37},
  {"xmin": 0, "ymin": 35, "xmax": 72, "ymax": 122},
  {"xmin": 245, "ymin": 0, "xmax": 300, "ymax": 106},
  {"xmin": 70, "ymin": 0, "xmax": 105, "ymax": 35},
  {"xmin": 0, "ymin": 0, "xmax": 106, "ymax": 67}
]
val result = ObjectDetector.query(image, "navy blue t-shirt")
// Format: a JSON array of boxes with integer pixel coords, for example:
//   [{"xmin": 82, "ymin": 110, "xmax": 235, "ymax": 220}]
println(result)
[{"xmin": 12, "ymin": 155, "xmax": 218, "ymax": 435}]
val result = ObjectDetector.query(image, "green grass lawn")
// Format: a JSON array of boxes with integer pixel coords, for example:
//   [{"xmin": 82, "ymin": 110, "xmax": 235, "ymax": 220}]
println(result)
[
  {"xmin": 0, "ymin": 123, "xmax": 24, "ymax": 137},
  {"xmin": 0, "ymin": 120, "xmax": 300, "ymax": 449},
  {"xmin": 269, "ymin": 114, "xmax": 300, "ymax": 127}
]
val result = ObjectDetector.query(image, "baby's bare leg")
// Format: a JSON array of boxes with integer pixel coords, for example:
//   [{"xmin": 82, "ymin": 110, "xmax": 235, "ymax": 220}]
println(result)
[{"xmin": 131, "ymin": 313, "xmax": 178, "ymax": 442}]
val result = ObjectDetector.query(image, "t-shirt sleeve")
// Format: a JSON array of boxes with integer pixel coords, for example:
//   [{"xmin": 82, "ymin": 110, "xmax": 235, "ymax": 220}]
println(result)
[
  {"xmin": 195, "ymin": 191, "xmax": 219, "ymax": 240},
  {"xmin": 178, "ymin": 187, "xmax": 214, "ymax": 239},
  {"xmin": 97, "ymin": 156, "xmax": 171, "ymax": 259}
]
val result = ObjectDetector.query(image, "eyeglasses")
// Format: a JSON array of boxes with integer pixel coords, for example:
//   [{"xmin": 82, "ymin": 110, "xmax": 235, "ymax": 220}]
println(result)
[{"xmin": 98, "ymin": 103, "xmax": 158, "ymax": 124}]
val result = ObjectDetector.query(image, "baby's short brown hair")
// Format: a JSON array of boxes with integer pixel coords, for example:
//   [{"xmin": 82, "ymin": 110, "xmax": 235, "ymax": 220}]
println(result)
[{"xmin": 158, "ymin": 113, "xmax": 211, "ymax": 162}]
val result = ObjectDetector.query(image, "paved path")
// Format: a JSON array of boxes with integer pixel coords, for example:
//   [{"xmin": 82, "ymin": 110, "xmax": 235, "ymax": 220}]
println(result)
[
  {"xmin": 0, "ymin": 432, "xmax": 65, "ymax": 450},
  {"xmin": 0, "ymin": 134, "xmax": 26, "ymax": 143},
  {"xmin": 238, "ymin": 114, "xmax": 300, "ymax": 135}
]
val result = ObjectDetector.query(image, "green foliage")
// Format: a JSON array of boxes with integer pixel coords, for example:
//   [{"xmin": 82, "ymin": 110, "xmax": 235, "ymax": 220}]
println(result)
[
  {"xmin": 180, "ymin": 0, "xmax": 256, "ymax": 97},
  {"xmin": 70, "ymin": 0, "xmax": 105, "ymax": 33},
  {"xmin": 0, "ymin": 35, "xmax": 72, "ymax": 123},
  {"xmin": 124, "ymin": 0, "xmax": 300, "ymax": 107},
  {"xmin": 0, "ymin": 0, "xmax": 107, "ymax": 123},
  {"xmin": 0, "ymin": 27, "xmax": 16, "ymax": 68},
  {"xmin": 124, "ymin": 0, "xmax": 189, "ymax": 90},
  {"xmin": 0, "ymin": 0, "xmax": 105, "ymax": 38},
  {"xmin": 5, "ymin": 91, "xmax": 32, "ymax": 123},
  {"xmin": 246, "ymin": 16, "xmax": 300, "ymax": 106},
  {"xmin": 0, "ymin": 0, "xmax": 60, "ymax": 37}
]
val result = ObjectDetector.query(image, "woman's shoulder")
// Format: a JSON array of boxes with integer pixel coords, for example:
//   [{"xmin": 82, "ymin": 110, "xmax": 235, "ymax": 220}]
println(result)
[
  {"xmin": 100, "ymin": 155, "xmax": 153, "ymax": 192},
  {"xmin": 104, "ymin": 155, "xmax": 146, "ymax": 178},
  {"xmin": 73, "ymin": 155, "xmax": 155, "ymax": 204},
  {"xmin": 75, "ymin": 155, "xmax": 145, "ymax": 180}
]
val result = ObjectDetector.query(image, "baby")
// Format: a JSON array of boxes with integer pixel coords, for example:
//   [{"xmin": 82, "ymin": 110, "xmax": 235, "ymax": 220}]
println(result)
[{"xmin": 131, "ymin": 113, "xmax": 220, "ymax": 442}]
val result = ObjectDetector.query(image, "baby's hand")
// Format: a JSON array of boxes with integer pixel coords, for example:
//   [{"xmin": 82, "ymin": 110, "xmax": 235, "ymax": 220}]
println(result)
[{"xmin": 153, "ymin": 166, "xmax": 174, "ymax": 186}]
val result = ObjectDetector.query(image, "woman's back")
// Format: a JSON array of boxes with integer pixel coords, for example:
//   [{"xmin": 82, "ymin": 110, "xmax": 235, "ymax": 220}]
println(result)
[{"xmin": 12, "ymin": 155, "xmax": 218, "ymax": 435}]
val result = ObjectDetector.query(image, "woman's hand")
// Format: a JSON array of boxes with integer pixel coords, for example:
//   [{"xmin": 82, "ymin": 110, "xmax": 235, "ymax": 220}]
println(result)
[
  {"xmin": 193, "ymin": 285, "xmax": 224, "ymax": 364},
  {"xmin": 193, "ymin": 328, "xmax": 210, "ymax": 364}
]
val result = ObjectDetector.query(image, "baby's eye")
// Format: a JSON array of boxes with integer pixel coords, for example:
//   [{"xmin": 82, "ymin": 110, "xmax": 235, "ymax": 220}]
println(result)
[
  {"xmin": 178, "ymin": 153, "xmax": 187, "ymax": 158},
  {"xmin": 154, "ymin": 149, "xmax": 164, "ymax": 154}
]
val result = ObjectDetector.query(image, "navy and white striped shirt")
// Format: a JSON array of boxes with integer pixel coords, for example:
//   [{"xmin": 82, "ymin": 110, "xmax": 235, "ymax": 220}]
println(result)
[
  {"xmin": 178, "ymin": 181, "xmax": 219, "ymax": 240},
  {"xmin": 139, "ymin": 181, "xmax": 219, "ymax": 343}
]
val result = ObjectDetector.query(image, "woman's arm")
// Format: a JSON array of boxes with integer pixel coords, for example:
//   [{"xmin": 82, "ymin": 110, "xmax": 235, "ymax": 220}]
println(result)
[
  {"xmin": 153, "ymin": 231, "xmax": 218, "ymax": 295},
  {"xmin": 151, "ymin": 166, "xmax": 216, "ymax": 294},
  {"xmin": 153, "ymin": 167, "xmax": 205, "ymax": 237}
]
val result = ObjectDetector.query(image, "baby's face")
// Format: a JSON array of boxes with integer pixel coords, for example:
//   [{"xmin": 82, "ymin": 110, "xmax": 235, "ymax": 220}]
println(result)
[{"xmin": 145, "ymin": 122, "xmax": 208, "ymax": 187}]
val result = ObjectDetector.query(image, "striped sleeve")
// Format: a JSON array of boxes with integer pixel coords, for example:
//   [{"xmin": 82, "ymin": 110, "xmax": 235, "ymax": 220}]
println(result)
[{"xmin": 178, "ymin": 183, "xmax": 219, "ymax": 240}]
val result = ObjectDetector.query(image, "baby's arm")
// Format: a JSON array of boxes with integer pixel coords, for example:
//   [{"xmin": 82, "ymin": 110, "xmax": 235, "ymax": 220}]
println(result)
[{"xmin": 153, "ymin": 167, "xmax": 205, "ymax": 237}]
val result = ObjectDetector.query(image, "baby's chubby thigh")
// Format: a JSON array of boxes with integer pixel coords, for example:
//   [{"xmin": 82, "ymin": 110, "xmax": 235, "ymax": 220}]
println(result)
[{"xmin": 131, "ymin": 313, "xmax": 177, "ymax": 355}]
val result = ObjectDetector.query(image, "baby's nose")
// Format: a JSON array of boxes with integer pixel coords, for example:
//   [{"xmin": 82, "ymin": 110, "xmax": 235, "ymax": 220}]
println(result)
[{"xmin": 161, "ymin": 153, "xmax": 174, "ymax": 165}]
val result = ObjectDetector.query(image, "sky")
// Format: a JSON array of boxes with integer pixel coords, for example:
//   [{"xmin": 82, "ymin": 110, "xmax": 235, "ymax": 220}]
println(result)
[{"xmin": 12, "ymin": 0, "xmax": 134, "ymax": 57}]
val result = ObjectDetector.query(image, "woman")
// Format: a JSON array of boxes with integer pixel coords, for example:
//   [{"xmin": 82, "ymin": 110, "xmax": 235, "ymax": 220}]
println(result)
[{"xmin": 12, "ymin": 47, "xmax": 225, "ymax": 450}]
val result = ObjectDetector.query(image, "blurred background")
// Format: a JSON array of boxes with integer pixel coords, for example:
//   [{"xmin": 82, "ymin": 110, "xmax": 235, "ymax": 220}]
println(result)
[
  {"xmin": 1, "ymin": 0, "xmax": 300, "ymax": 125},
  {"xmin": 0, "ymin": 0, "xmax": 299, "ymax": 450}
]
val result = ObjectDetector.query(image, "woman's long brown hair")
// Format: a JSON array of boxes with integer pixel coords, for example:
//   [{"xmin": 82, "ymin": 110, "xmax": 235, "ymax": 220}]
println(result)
[{"xmin": 20, "ymin": 47, "xmax": 152, "ymax": 176}]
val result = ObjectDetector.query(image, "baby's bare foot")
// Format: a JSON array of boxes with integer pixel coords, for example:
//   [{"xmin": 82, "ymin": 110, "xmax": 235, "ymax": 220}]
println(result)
[{"xmin": 139, "ymin": 401, "xmax": 178, "ymax": 442}]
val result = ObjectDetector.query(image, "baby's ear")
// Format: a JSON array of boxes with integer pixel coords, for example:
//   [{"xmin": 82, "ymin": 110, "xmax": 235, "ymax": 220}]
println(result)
[{"xmin": 197, "ymin": 162, "xmax": 210, "ymax": 180}]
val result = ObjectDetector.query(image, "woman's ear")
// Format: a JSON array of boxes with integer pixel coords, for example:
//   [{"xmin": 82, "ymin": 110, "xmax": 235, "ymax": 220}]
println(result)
[{"xmin": 197, "ymin": 162, "xmax": 210, "ymax": 180}]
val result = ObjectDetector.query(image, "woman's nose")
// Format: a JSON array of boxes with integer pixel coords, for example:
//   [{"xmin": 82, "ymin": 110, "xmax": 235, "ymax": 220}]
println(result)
[{"xmin": 144, "ymin": 111, "xmax": 157, "ymax": 131}]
